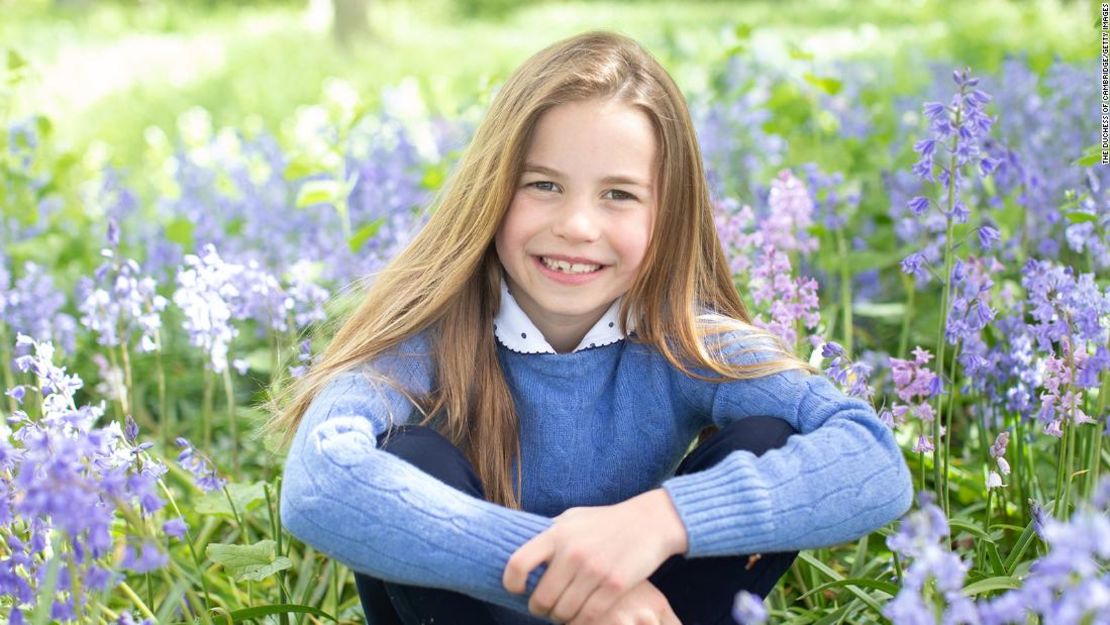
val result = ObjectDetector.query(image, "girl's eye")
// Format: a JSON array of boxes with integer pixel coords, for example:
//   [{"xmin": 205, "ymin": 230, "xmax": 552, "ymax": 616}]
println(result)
[
  {"xmin": 605, "ymin": 189, "xmax": 637, "ymax": 201},
  {"xmin": 529, "ymin": 181, "xmax": 558, "ymax": 192}
]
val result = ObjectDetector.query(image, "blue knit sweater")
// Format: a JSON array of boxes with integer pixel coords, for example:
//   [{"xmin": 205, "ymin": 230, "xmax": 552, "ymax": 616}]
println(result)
[{"xmin": 280, "ymin": 297, "xmax": 913, "ymax": 622}]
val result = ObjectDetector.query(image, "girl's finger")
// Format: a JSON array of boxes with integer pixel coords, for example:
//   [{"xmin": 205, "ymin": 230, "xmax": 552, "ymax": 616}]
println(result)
[
  {"xmin": 503, "ymin": 534, "xmax": 554, "ymax": 594},
  {"xmin": 577, "ymin": 584, "xmax": 622, "ymax": 625},
  {"xmin": 554, "ymin": 573, "xmax": 616, "ymax": 624},
  {"xmin": 529, "ymin": 554, "xmax": 577, "ymax": 616}
]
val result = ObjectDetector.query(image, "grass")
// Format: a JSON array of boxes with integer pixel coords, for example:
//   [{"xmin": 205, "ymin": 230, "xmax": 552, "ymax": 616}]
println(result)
[{"xmin": 2, "ymin": 0, "xmax": 1092, "ymax": 168}]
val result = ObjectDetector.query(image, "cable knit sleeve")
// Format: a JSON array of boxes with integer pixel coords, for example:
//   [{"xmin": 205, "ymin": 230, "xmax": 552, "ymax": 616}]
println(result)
[
  {"xmin": 662, "ymin": 329, "xmax": 913, "ymax": 558},
  {"xmin": 279, "ymin": 330, "xmax": 557, "ymax": 620}
]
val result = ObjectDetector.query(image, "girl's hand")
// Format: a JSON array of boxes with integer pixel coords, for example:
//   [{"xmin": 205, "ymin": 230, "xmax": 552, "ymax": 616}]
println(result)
[
  {"xmin": 502, "ymin": 489, "xmax": 688, "ymax": 624},
  {"xmin": 578, "ymin": 579, "xmax": 681, "ymax": 625}
]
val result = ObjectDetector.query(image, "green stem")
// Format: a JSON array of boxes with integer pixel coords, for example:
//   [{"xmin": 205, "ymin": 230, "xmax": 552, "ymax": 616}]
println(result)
[
  {"xmin": 265, "ymin": 482, "xmax": 291, "ymax": 625},
  {"xmin": 156, "ymin": 339, "xmax": 169, "ymax": 451},
  {"xmin": 223, "ymin": 485, "xmax": 247, "ymax": 543},
  {"xmin": 202, "ymin": 367, "xmax": 214, "ymax": 451},
  {"xmin": 980, "ymin": 487, "xmax": 994, "ymax": 566},
  {"xmin": 931, "ymin": 89, "xmax": 964, "ymax": 519},
  {"xmin": 1053, "ymin": 419, "xmax": 1070, "ymax": 519},
  {"xmin": 106, "ymin": 344, "xmax": 126, "ymax": 426},
  {"xmin": 1061, "ymin": 332, "xmax": 1080, "ymax": 516},
  {"xmin": 1010, "ymin": 413, "xmax": 1028, "ymax": 527},
  {"xmin": 942, "ymin": 338, "xmax": 962, "ymax": 514},
  {"xmin": 117, "ymin": 317, "xmax": 140, "ymax": 430},
  {"xmin": 332, "ymin": 560, "xmax": 342, "ymax": 620},
  {"xmin": 918, "ymin": 449, "xmax": 926, "ymax": 497},
  {"xmin": 118, "ymin": 581, "xmax": 157, "ymax": 621},
  {"xmin": 931, "ymin": 215, "xmax": 955, "ymax": 516},
  {"xmin": 1085, "ymin": 337, "xmax": 1110, "ymax": 500},
  {"xmin": 1063, "ymin": 409, "xmax": 1079, "ymax": 517},
  {"xmin": 899, "ymin": 274, "xmax": 916, "ymax": 361},
  {"xmin": 145, "ymin": 571, "xmax": 153, "ymax": 620},
  {"xmin": 222, "ymin": 365, "xmax": 239, "ymax": 478},
  {"xmin": 157, "ymin": 479, "xmax": 215, "ymax": 613},
  {"xmin": 0, "ymin": 321, "xmax": 16, "ymax": 414},
  {"xmin": 835, "ymin": 227, "xmax": 853, "ymax": 356}
]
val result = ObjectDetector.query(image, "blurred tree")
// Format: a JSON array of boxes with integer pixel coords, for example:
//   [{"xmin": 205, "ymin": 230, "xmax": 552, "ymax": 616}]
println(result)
[{"xmin": 333, "ymin": 0, "xmax": 370, "ymax": 46}]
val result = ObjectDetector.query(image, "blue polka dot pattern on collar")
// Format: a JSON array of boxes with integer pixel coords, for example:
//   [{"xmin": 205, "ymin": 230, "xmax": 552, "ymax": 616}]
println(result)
[{"xmin": 493, "ymin": 274, "xmax": 635, "ymax": 354}]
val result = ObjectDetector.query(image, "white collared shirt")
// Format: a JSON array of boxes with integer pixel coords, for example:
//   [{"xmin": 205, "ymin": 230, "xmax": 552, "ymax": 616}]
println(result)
[{"xmin": 493, "ymin": 276, "xmax": 636, "ymax": 354}]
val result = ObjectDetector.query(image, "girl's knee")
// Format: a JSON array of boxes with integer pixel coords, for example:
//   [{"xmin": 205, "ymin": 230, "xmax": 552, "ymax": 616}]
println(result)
[
  {"xmin": 678, "ymin": 417, "xmax": 799, "ymax": 475},
  {"xmin": 377, "ymin": 425, "xmax": 486, "ymax": 498},
  {"xmin": 720, "ymin": 416, "xmax": 798, "ymax": 457}
]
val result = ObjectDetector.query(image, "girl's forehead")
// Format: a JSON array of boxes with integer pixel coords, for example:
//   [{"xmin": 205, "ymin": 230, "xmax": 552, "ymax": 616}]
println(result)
[{"xmin": 523, "ymin": 100, "xmax": 656, "ymax": 174}]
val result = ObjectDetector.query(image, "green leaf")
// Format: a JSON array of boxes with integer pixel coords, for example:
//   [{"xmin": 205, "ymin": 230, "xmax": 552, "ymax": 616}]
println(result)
[
  {"xmin": 1073, "ymin": 144, "xmax": 1103, "ymax": 167},
  {"xmin": 165, "ymin": 217, "xmax": 195, "ymax": 248},
  {"xmin": 295, "ymin": 179, "xmax": 342, "ymax": 209},
  {"xmin": 984, "ymin": 541, "xmax": 1007, "ymax": 577},
  {"xmin": 798, "ymin": 577, "xmax": 899, "ymax": 601},
  {"xmin": 194, "ymin": 482, "xmax": 267, "ymax": 519},
  {"xmin": 349, "ymin": 217, "xmax": 385, "ymax": 253},
  {"xmin": 223, "ymin": 603, "xmax": 336, "ymax": 623},
  {"xmin": 1004, "ymin": 518, "xmax": 1038, "ymax": 575},
  {"xmin": 849, "ymin": 533, "xmax": 870, "ymax": 578},
  {"xmin": 852, "ymin": 302, "xmax": 907, "ymax": 320},
  {"xmin": 803, "ymin": 72, "xmax": 843, "ymax": 95},
  {"xmin": 845, "ymin": 248, "xmax": 912, "ymax": 274},
  {"xmin": 283, "ymin": 155, "xmax": 323, "ymax": 182},
  {"xmin": 33, "ymin": 115, "xmax": 53, "ymax": 140},
  {"xmin": 154, "ymin": 576, "xmax": 193, "ymax": 623},
  {"xmin": 225, "ymin": 216, "xmax": 245, "ymax": 236},
  {"xmin": 724, "ymin": 43, "xmax": 748, "ymax": 57},
  {"xmin": 7, "ymin": 49, "xmax": 27, "ymax": 72},
  {"xmin": 421, "ymin": 163, "xmax": 447, "ymax": 190},
  {"xmin": 812, "ymin": 602, "xmax": 856, "ymax": 625},
  {"xmin": 242, "ymin": 347, "xmax": 273, "ymax": 375},
  {"xmin": 787, "ymin": 43, "xmax": 814, "ymax": 61},
  {"xmin": 733, "ymin": 23, "xmax": 753, "ymax": 40},
  {"xmin": 962, "ymin": 575, "xmax": 1021, "ymax": 596},
  {"xmin": 206, "ymin": 540, "xmax": 293, "ymax": 582},
  {"xmin": 797, "ymin": 552, "xmax": 886, "ymax": 617},
  {"xmin": 1065, "ymin": 211, "xmax": 1098, "ymax": 224},
  {"xmin": 947, "ymin": 518, "xmax": 993, "ymax": 541}
]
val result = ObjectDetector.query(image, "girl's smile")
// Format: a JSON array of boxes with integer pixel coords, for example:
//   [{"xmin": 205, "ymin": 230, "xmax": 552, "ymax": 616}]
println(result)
[
  {"xmin": 494, "ymin": 97, "xmax": 657, "ymax": 354},
  {"xmin": 532, "ymin": 254, "xmax": 607, "ymax": 285}
]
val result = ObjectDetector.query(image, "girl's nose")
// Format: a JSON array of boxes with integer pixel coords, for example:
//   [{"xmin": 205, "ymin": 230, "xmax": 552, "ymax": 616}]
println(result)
[{"xmin": 552, "ymin": 195, "xmax": 601, "ymax": 241}]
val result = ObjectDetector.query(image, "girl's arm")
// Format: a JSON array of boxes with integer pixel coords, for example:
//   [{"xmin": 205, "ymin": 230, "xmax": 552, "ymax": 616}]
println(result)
[
  {"xmin": 663, "ymin": 331, "xmax": 914, "ymax": 558},
  {"xmin": 279, "ymin": 352, "xmax": 556, "ymax": 619}
]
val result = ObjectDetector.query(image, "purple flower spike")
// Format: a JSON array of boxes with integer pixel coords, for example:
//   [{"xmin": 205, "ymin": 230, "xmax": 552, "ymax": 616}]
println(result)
[
  {"xmin": 163, "ymin": 517, "xmax": 189, "ymax": 540},
  {"xmin": 175, "ymin": 437, "xmax": 227, "ymax": 493}
]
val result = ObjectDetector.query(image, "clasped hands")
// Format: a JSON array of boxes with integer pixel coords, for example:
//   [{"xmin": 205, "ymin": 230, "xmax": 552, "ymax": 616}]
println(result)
[{"xmin": 502, "ymin": 489, "xmax": 688, "ymax": 625}]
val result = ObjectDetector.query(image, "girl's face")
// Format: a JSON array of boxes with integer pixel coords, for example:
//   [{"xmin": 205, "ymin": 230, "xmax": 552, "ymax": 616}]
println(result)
[{"xmin": 494, "ymin": 97, "xmax": 657, "ymax": 353}]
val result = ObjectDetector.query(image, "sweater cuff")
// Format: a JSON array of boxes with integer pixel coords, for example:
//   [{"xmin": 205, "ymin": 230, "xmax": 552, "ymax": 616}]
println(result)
[
  {"xmin": 661, "ymin": 451, "xmax": 776, "ymax": 558},
  {"xmin": 486, "ymin": 507, "xmax": 556, "ymax": 595}
]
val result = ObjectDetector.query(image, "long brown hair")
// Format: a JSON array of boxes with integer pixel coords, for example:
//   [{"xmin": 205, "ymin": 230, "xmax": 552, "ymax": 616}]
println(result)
[{"xmin": 262, "ymin": 30, "xmax": 817, "ymax": 511}]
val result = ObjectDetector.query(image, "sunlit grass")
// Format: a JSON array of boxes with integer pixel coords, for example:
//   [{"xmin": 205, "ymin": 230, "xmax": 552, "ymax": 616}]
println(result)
[{"xmin": 3, "ymin": 0, "xmax": 1091, "ymax": 168}]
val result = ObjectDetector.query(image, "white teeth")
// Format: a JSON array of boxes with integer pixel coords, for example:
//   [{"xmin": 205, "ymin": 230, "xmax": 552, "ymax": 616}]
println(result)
[{"xmin": 540, "ymin": 256, "xmax": 601, "ymax": 274}]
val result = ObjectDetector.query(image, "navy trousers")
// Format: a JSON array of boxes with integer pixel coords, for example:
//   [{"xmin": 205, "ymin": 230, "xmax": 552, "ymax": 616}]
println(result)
[{"xmin": 355, "ymin": 417, "xmax": 799, "ymax": 625}]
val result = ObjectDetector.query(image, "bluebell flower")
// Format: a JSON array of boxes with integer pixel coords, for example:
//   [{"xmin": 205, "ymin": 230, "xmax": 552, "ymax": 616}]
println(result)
[
  {"xmin": 163, "ymin": 517, "xmax": 188, "ymax": 540},
  {"xmin": 175, "ymin": 437, "xmax": 227, "ymax": 493},
  {"xmin": 732, "ymin": 590, "xmax": 767, "ymax": 625},
  {"xmin": 1, "ymin": 335, "xmax": 170, "ymax": 621},
  {"xmin": 901, "ymin": 252, "xmax": 930, "ymax": 282},
  {"xmin": 976, "ymin": 225, "xmax": 1000, "ymax": 250}
]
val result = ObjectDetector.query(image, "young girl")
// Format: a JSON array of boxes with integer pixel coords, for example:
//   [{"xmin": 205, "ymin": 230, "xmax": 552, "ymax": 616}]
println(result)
[{"xmin": 268, "ymin": 31, "xmax": 913, "ymax": 625}]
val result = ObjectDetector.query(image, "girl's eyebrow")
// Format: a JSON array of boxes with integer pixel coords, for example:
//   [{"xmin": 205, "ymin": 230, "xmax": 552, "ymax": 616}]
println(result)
[{"xmin": 522, "ymin": 162, "xmax": 649, "ymax": 189}]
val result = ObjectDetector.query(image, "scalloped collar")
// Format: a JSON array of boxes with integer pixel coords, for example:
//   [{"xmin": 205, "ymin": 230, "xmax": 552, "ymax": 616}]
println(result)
[{"xmin": 493, "ymin": 275, "xmax": 636, "ymax": 354}]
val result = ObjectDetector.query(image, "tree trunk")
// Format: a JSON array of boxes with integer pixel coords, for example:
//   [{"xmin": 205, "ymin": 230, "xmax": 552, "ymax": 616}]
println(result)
[{"xmin": 333, "ymin": 0, "xmax": 371, "ymax": 47}]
